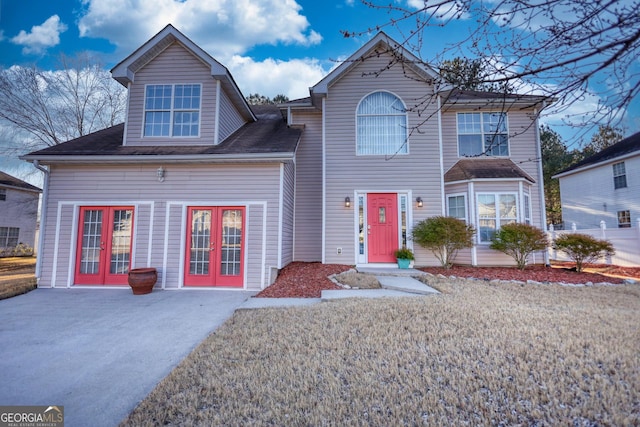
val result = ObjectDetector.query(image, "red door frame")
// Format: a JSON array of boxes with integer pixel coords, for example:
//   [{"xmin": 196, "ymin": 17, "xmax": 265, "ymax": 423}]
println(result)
[
  {"xmin": 184, "ymin": 206, "xmax": 245, "ymax": 287},
  {"xmin": 75, "ymin": 206, "xmax": 134, "ymax": 285},
  {"xmin": 367, "ymin": 193, "xmax": 399, "ymax": 263}
]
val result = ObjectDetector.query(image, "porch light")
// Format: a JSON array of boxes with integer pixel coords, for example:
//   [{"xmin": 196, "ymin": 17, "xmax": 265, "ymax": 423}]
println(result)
[
  {"xmin": 416, "ymin": 197, "xmax": 423, "ymax": 208},
  {"xmin": 157, "ymin": 166, "xmax": 165, "ymax": 182},
  {"xmin": 344, "ymin": 197, "xmax": 351, "ymax": 208}
]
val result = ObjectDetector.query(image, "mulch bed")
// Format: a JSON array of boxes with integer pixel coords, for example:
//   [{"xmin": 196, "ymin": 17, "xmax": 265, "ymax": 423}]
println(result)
[
  {"xmin": 256, "ymin": 261, "xmax": 638, "ymax": 298},
  {"xmin": 420, "ymin": 265, "xmax": 627, "ymax": 284},
  {"xmin": 255, "ymin": 262, "xmax": 352, "ymax": 298}
]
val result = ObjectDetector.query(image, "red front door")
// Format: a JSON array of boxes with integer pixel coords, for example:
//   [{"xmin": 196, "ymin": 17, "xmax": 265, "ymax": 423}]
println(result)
[
  {"xmin": 367, "ymin": 193, "xmax": 398, "ymax": 263},
  {"xmin": 75, "ymin": 206, "xmax": 134, "ymax": 285},
  {"xmin": 184, "ymin": 206, "xmax": 244, "ymax": 287}
]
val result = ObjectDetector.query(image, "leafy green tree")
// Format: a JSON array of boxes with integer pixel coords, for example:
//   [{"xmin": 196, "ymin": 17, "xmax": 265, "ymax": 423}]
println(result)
[
  {"xmin": 553, "ymin": 233, "xmax": 615, "ymax": 272},
  {"xmin": 245, "ymin": 93, "xmax": 290, "ymax": 105},
  {"xmin": 540, "ymin": 125, "xmax": 576, "ymax": 226},
  {"xmin": 580, "ymin": 125, "xmax": 624, "ymax": 158},
  {"xmin": 490, "ymin": 223, "xmax": 548, "ymax": 270},
  {"xmin": 411, "ymin": 216, "xmax": 475, "ymax": 269}
]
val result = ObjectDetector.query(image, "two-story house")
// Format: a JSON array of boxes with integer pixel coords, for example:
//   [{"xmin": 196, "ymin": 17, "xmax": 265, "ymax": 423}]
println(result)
[
  {"xmin": 23, "ymin": 25, "xmax": 549, "ymax": 291},
  {"xmin": 555, "ymin": 131, "xmax": 640, "ymax": 229},
  {"xmin": 0, "ymin": 171, "xmax": 41, "ymax": 253}
]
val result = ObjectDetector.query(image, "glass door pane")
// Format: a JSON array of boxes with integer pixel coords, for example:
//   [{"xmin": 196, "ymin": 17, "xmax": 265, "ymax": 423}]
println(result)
[
  {"xmin": 220, "ymin": 209, "xmax": 242, "ymax": 276},
  {"xmin": 189, "ymin": 209, "xmax": 212, "ymax": 275},
  {"xmin": 110, "ymin": 209, "xmax": 133, "ymax": 274},
  {"xmin": 80, "ymin": 209, "xmax": 103, "ymax": 275}
]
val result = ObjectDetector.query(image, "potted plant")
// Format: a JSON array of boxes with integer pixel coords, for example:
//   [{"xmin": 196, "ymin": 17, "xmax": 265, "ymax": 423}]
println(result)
[
  {"xmin": 393, "ymin": 247, "xmax": 414, "ymax": 269},
  {"xmin": 127, "ymin": 267, "xmax": 157, "ymax": 295}
]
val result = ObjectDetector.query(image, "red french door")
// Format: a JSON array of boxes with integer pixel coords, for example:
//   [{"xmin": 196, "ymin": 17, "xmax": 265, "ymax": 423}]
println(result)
[
  {"xmin": 184, "ymin": 206, "xmax": 244, "ymax": 287},
  {"xmin": 75, "ymin": 206, "xmax": 134, "ymax": 285},
  {"xmin": 367, "ymin": 193, "xmax": 398, "ymax": 263}
]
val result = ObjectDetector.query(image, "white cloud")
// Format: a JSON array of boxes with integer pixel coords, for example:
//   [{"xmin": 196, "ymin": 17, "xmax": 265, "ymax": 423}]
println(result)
[
  {"xmin": 227, "ymin": 56, "xmax": 327, "ymax": 100},
  {"xmin": 11, "ymin": 15, "xmax": 68, "ymax": 55},
  {"xmin": 77, "ymin": 0, "xmax": 322, "ymax": 59}
]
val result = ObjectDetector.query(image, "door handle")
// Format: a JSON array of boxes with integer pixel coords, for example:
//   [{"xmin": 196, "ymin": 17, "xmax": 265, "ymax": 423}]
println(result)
[
  {"xmin": 210, "ymin": 244, "xmax": 215, "ymax": 251},
  {"xmin": 100, "ymin": 242, "xmax": 105, "ymax": 251}
]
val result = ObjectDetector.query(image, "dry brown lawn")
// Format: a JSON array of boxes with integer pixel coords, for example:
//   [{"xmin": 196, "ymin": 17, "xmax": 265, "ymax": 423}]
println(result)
[
  {"xmin": 0, "ymin": 257, "xmax": 37, "ymax": 300},
  {"xmin": 122, "ymin": 278, "xmax": 640, "ymax": 426}
]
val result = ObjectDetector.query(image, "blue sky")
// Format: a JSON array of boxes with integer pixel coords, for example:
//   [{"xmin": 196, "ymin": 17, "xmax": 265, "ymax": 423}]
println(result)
[{"xmin": 1, "ymin": 0, "xmax": 638, "ymax": 183}]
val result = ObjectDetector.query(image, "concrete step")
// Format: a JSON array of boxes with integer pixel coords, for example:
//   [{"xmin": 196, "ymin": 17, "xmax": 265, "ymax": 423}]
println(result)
[
  {"xmin": 357, "ymin": 266, "xmax": 425, "ymax": 276},
  {"xmin": 376, "ymin": 275, "xmax": 439, "ymax": 295},
  {"xmin": 321, "ymin": 289, "xmax": 423, "ymax": 301}
]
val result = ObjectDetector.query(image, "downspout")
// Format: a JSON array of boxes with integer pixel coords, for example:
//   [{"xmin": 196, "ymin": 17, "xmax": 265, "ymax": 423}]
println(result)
[{"xmin": 32, "ymin": 160, "xmax": 49, "ymax": 281}]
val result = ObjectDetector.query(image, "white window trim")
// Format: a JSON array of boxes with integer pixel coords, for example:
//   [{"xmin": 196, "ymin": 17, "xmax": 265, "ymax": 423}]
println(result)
[
  {"xmin": 456, "ymin": 112, "xmax": 510, "ymax": 157},
  {"xmin": 355, "ymin": 90, "xmax": 409, "ymax": 156},
  {"xmin": 612, "ymin": 161, "xmax": 627, "ymax": 189},
  {"xmin": 475, "ymin": 192, "xmax": 519, "ymax": 244},
  {"xmin": 446, "ymin": 193, "xmax": 468, "ymax": 223},
  {"xmin": 142, "ymin": 83, "xmax": 202, "ymax": 138}
]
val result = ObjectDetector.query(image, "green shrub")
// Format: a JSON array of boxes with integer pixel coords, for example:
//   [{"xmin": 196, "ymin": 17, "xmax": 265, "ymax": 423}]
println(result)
[
  {"xmin": 490, "ymin": 223, "xmax": 548, "ymax": 270},
  {"xmin": 393, "ymin": 247, "xmax": 415, "ymax": 260},
  {"xmin": 411, "ymin": 216, "xmax": 475, "ymax": 269},
  {"xmin": 553, "ymin": 233, "xmax": 615, "ymax": 272}
]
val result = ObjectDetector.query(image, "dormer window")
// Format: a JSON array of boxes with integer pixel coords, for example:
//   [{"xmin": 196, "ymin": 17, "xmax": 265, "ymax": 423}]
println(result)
[{"xmin": 144, "ymin": 84, "xmax": 201, "ymax": 137}]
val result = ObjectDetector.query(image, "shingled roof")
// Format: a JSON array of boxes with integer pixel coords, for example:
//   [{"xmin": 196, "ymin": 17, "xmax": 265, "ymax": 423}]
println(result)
[
  {"xmin": 0, "ymin": 171, "xmax": 41, "ymax": 192},
  {"xmin": 556, "ymin": 130, "xmax": 640, "ymax": 176},
  {"xmin": 22, "ymin": 105, "xmax": 301, "ymax": 162},
  {"xmin": 444, "ymin": 158, "xmax": 535, "ymax": 183}
]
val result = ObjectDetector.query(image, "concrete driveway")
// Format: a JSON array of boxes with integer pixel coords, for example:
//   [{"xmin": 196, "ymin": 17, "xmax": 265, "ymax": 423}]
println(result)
[{"xmin": 0, "ymin": 288, "xmax": 253, "ymax": 427}]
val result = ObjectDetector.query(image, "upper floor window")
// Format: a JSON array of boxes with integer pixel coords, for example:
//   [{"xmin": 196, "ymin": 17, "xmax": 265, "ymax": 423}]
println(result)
[
  {"xmin": 144, "ymin": 84, "xmax": 201, "ymax": 137},
  {"xmin": 457, "ymin": 112, "xmax": 508, "ymax": 157},
  {"xmin": 0, "ymin": 189, "xmax": 5, "ymax": 201},
  {"xmin": 357, "ymin": 92, "xmax": 408, "ymax": 155},
  {"xmin": 613, "ymin": 162, "xmax": 627, "ymax": 189}
]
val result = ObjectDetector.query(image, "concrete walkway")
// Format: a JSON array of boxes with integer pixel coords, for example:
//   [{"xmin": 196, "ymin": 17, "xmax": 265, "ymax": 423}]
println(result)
[
  {"xmin": 0, "ymin": 288, "xmax": 253, "ymax": 427},
  {"xmin": 240, "ymin": 268, "xmax": 439, "ymax": 309}
]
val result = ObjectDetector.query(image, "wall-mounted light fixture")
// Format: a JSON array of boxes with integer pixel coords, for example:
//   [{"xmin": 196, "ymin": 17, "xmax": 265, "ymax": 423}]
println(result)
[
  {"xmin": 157, "ymin": 166, "xmax": 165, "ymax": 182},
  {"xmin": 416, "ymin": 197, "xmax": 423, "ymax": 208},
  {"xmin": 344, "ymin": 196, "xmax": 351, "ymax": 208}
]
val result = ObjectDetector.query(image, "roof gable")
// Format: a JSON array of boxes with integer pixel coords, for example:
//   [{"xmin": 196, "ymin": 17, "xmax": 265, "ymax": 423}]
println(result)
[
  {"xmin": 111, "ymin": 24, "xmax": 255, "ymax": 122},
  {"xmin": 310, "ymin": 32, "xmax": 444, "ymax": 105}
]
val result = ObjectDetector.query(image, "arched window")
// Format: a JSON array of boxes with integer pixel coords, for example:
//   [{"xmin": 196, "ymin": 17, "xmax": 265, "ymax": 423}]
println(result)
[{"xmin": 356, "ymin": 92, "xmax": 408, "ymax": 155}]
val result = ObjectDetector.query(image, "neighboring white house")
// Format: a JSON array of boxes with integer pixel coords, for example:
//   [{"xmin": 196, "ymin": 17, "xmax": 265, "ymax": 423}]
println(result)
[
  {"xmin": 555, "ymin": 131, "xmax": 640, "ymax": 229},
  {"xmin": 0, "ymin": 171, "xmax": 41, "ymax": 253},
  {"xmin": 22, "ymin": 25, "xmax": 550, "ymax": 290}
]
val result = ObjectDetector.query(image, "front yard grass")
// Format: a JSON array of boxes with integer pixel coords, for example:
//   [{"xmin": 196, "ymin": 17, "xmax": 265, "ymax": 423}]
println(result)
[{"xmin": 121, "ymin": 278, "xmax": 639, "ymax": 426}]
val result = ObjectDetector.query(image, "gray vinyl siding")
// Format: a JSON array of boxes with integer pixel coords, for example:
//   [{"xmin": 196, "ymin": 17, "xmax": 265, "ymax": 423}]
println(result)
[
  {"xmin": 292, "ymin": 110, "xmax": 322, "ymax": 261},
  {"xmin": 124, "ymin": 42, "xmax": 218, "ymax": 146},
  {"xmin": 0, "ymin": 187, "xmax": 39, "ymax": 249},
  {"xmin": 280, "ymin": 161, "xmax": 296, "ymax": 266},
  {"xmin": 322, "ymin": 53, "xmax": 443, "ymax": 265},
  {"xmin": 217, "ymin": 86, "xmax": 246, "ymax": 142},
  {"xmin": 38, "ymin": 163, "xmax": 283, "ymax": 291}
]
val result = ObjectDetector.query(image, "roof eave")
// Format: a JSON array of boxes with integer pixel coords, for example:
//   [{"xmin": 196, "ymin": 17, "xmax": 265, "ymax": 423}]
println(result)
[
  {"xmin": 553, "ymin": 150, "xmax": 640, "ymax": 179},
  {"xmin": 20, "ymin": 152, "xmax": 295, "ymax": 165}
]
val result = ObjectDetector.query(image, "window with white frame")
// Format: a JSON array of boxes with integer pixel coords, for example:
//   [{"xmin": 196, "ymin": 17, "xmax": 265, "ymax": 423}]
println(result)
[
  {"xmin": 0, "ymin": 189, "xmax": 5, "ymax": 201},
  {"xmin": 523, "ymin": 194, "xmax": 531, "ymax": 225},
  {"xmin": 357, "ymin": 91, "xmax": 408, "ymax": 155},
  {"xmin": 477, "ymin": 193, "xmax": 517, "ymax": 242},
  {"xmin": 0, "ymin": 227, "xmax": 19, "ymax": 248},
  {"xmin": 457, "ymin": 112, "xmax": 509, "ymax": 157},
  {"xmin": 144, "ymin": 84, "xmax": 201, "ymax": 137},
  {"xmin": 613, "ymin": 162, "xmax": 627, "ymax": 189},
  {"xmin": 447, "ymin": 194, "xmax": 467, "ymax": 221},
  {"xmin": 618, "ymin": 210, "xmax": 631, "ymax": 228}
]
